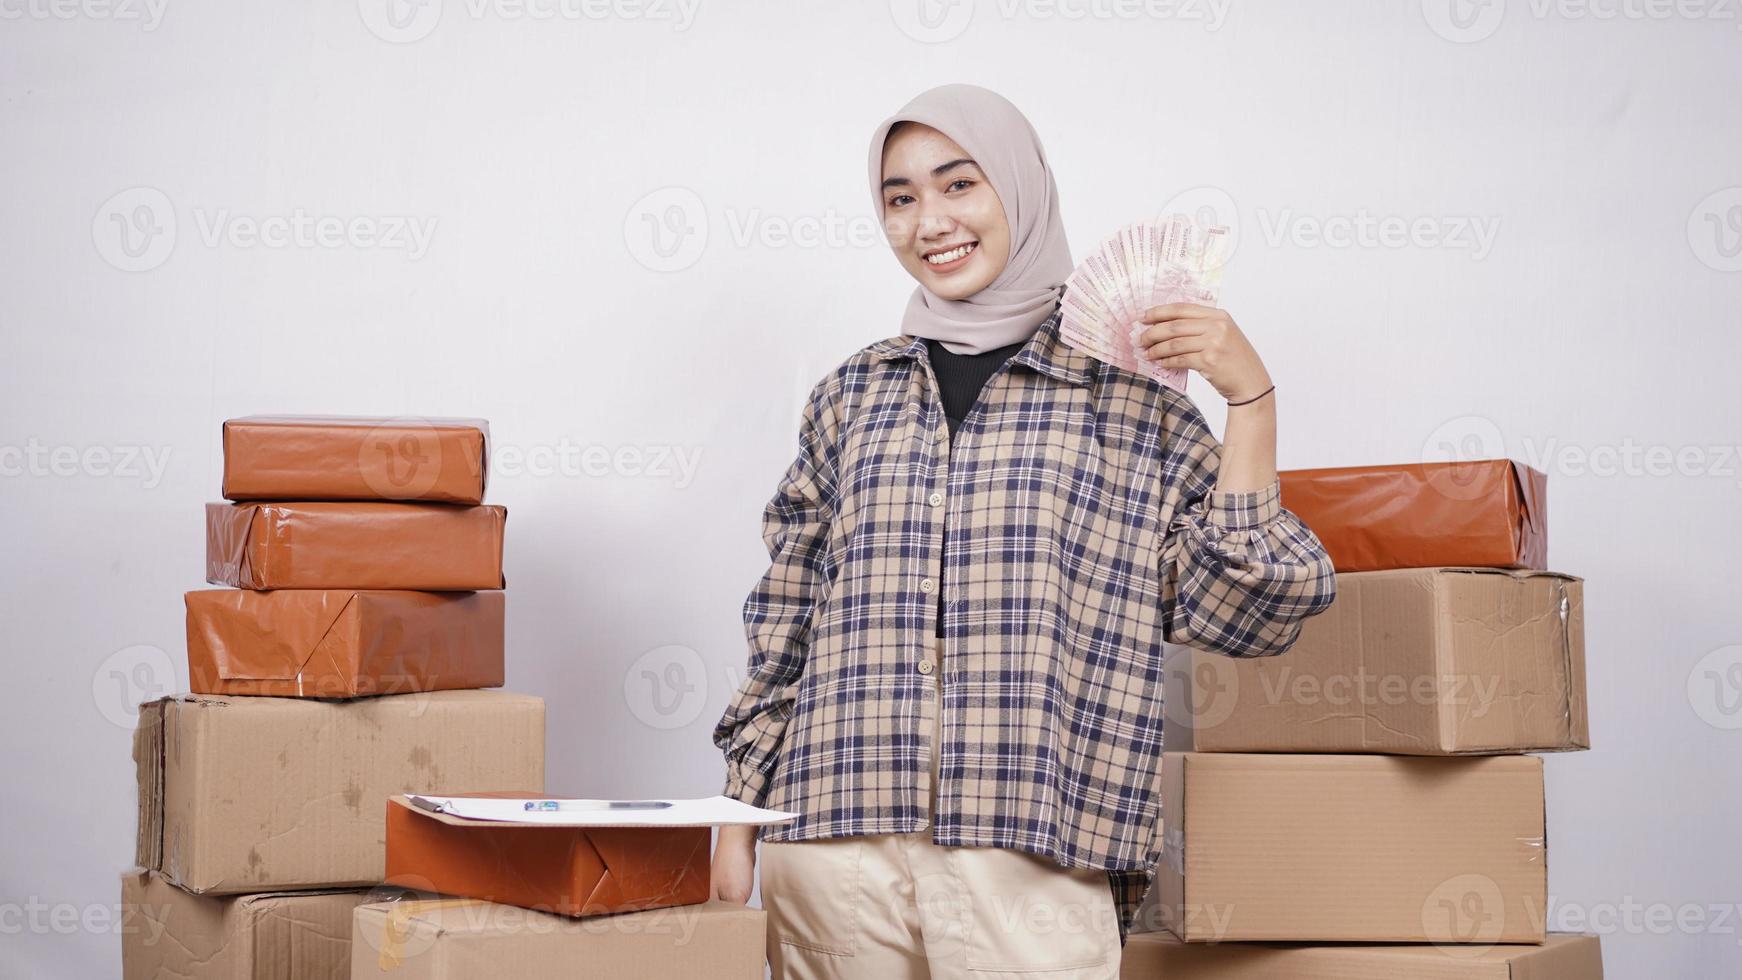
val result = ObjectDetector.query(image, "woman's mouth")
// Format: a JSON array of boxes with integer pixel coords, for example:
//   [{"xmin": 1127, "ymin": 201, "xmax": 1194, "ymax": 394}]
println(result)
[{"xmin": 922, "ymin": 241, "xmax": 978, "ymax": 272}]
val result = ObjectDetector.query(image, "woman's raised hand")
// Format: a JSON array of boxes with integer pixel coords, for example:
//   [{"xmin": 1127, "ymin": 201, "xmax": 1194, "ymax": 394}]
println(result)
[{"xmin": 1133, "ymin": 303, "xmax": 1274, "ymax": 405}]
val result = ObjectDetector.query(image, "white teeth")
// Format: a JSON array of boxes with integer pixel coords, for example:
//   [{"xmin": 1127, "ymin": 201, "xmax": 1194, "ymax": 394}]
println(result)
[{"xmin": 925, "ymin": 243, "xmax": 975, "ymax": 265}]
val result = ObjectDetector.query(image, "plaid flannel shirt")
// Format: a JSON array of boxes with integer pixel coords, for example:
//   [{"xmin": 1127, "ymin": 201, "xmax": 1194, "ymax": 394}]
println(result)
[{"xmin": 713, "ymin": 307, "xmax": 1337, "ymax": 940}]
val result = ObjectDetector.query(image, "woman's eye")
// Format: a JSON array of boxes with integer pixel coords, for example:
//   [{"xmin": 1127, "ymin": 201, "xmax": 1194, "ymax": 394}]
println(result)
[
  {"xmin": 888, "ymin": 195, "xmax": 912, "ymax": 207},
  {"xmin": 948, "ymin": 179, "xmax": 973, "ymax": 192}
]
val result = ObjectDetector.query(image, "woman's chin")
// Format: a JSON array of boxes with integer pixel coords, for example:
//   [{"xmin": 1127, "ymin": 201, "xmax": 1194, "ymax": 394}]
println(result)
[{"xmin": 918, "ymin": 264, "xmax": 993, "ymax": 300}]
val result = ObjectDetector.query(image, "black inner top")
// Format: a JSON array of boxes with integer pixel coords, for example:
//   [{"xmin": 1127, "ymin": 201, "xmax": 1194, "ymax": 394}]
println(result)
[{"xmin": 924, "ymin": 336, "xmax": 1027, "ymax": 637}]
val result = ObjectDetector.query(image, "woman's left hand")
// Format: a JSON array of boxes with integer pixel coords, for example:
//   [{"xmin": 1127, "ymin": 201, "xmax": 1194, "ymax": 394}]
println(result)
[{"xmin": 1132, "ymin": 303, "xmax": 1273, "ymax": 405}]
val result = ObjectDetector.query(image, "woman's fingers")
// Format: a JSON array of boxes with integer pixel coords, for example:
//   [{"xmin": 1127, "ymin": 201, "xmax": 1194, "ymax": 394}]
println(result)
[
  {"xmin": 1133, "ymin": 319, "xmax": 1208, "ymax": 348},
  {"xmin": 1140, "ymin": 337, "xmax": 1206, "ymax": 361},
  {"xmin": 1138, "ymin": 302, "xmax": 1219, "ymax": 323}
]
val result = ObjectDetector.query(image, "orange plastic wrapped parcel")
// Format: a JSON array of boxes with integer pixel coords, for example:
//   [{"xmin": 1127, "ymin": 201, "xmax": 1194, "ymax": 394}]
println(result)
[
  {"xmin": 1278, "ymin": 459, "xmax": 1546, "ymax": 573},
  {"xmin": 383, "ymin": 794, "xmax": 712, "ymax": 918},
  {"xmin": 184, "ymin": 589, "xmax": 505, "ymax": 698},
  {"xmin": 205, "ymin": 501, "xmax": 507, "ymax": 590},
  {"xmin": 221, "ymin": 415, "xmax": 489, "ymax": 504}
]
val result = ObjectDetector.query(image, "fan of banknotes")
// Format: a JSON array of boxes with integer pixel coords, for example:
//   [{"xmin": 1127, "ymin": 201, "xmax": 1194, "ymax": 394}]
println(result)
[{"xmin": 1059, "ymin": 213, "xmax": 1230, "ymax": 391}]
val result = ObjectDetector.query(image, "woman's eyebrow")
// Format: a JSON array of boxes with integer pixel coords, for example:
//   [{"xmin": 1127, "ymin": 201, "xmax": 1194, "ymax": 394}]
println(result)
[{"xmin": 881, "ymin": 158, "xmax": 980, "ymax": 191}]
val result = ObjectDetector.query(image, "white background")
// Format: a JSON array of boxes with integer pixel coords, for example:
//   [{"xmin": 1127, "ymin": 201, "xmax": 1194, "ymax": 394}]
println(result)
[{"xmin": 3, "ymin": 2, "xmax": 1740, "ymax": 977}]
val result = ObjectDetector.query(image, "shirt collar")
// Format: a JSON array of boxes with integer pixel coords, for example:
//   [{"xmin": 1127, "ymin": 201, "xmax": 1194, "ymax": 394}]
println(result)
[{"xmin": 867, "ymin": 308, "xmax": 1095, "ymax": 388}]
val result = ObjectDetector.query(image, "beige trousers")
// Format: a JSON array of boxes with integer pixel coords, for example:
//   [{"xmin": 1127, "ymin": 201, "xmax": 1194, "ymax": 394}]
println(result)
[{"xmin": 760, "ymin": 637, "xmax": 1122, "ymax": 979}]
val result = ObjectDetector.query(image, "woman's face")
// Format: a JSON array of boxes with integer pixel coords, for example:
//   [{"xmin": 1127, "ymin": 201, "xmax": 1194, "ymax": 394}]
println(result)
[{"xmin": 880, "ymin": 123, "xmax": 1011, "ymax": 301}]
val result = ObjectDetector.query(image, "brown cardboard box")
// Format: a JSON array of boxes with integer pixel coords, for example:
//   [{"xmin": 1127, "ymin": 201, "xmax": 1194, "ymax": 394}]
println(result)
[
  {"xmin": 1183, "ymin": 568, "xmax": 1588, "ymax": 754},
  {"xmin": 350, "ymin": 897, "xmax": 766, "ymax": 979},
  {"xmin": 1279, "ymin": 459, "xmax": 1546, "ymax": 572},
  {"xmin": 1158, "ymin": 753, "xmax": 1546, "ymax": 943},
  {"xmin": 1120, "ymin": 930, "xmax": 1603, "ymax": 979},
  {"xmin": 134, "ymin": 691, "xmax": 543, "ymax": 894},
  {"xmin": 205, "ymin": 501, "xmax": 507, "ymax": 591},
  {"xmin": 222, "ymin": 415, "xmax": 489, "ymax": 505},
  {"xmin": 185, "ymin": 589, "xmax": 505, "ymax": 698},
  {"xmin": 382, "ymin": 794, "xmax": 711, "ymax": 917},
  {"xmin": 121, "ymin": 868, "xmax": 372, "ymax": 980}
]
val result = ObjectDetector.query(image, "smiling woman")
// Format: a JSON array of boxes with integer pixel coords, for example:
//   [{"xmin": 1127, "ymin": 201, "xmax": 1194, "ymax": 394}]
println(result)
[
  {"xmin": 711, "ymin": 82, "xmax": 1337, "ymax": 980},
  {"xmin": 864, "ymin": 85, "xmax": 1076, "ymax": 357},
  {"xmin": 878, "ymin": 123, "xmax": 1012, "ymax": 299}
]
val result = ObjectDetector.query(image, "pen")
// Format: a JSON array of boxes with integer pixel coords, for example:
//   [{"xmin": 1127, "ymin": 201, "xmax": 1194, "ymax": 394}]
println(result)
[{"xmin": 523, "ymin": 799, "xmax": 675, "ymax": 811}]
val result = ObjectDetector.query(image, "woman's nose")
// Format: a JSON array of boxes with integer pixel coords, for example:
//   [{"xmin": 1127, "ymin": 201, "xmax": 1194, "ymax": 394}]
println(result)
[{"xmin": 915, "ymin": 212, "xmax": 957, "ymax": 241}]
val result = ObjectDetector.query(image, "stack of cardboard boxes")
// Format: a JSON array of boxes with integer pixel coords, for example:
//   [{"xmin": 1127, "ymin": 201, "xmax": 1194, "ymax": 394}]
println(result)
[
  {"xmin": 1128, "ymin": 459, "xmax": 1604, "ymax": 978},
  {"xmin": 120, "ymin": 416, "xmax": 766, "ymax": 980}
]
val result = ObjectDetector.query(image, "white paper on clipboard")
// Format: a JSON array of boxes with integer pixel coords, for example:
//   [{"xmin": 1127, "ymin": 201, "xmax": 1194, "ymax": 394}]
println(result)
[{"xmin": 405, "ymin": 794, "xmax": 799, "ymax": 827}]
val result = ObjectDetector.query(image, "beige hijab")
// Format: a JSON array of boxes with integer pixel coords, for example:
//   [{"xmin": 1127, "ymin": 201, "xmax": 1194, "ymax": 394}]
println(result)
[{"xmin": 868, "ymin": 84, "xmax": 1073, "ymax": 355}]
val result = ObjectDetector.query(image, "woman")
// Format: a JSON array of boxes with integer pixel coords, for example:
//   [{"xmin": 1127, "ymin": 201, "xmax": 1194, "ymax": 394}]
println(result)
[{"xmin": 712, "ymin": 83, "xmax": 1336, "ymax": 978}]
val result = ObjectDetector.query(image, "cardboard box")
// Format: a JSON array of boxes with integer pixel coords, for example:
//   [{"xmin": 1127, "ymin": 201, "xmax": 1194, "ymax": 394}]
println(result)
[
  {"xmin": 185, "ymin": 589, "xmax": 505, "ymax": 698},
  {"xmin": 1120, "ymin": 930, "xmax": 1603, "ymax": 979},
  {"xmin": 134, "ymin": 691, "xmax": 544, "ymax": 894},
  {"xmin": 205, "ymin": 501, "xmax": 507, "ymax": 591},
  {"xmin": 1158, "ymin": 753, "xmax": 1546, "ymax": 943},
  {"xmin": 1279, "ymin": 459, "xmax": 1546, "ymax": 572},
  {"xmin": 222, "ymin": 415, "xmax": 489, "ymax": 505},
  {"xmin": 350, "ymin": 897, "xmax": 766, "ymax": 979},
  {"xmin": 1183, "ymin": 568, "xmax": 1588, "ymax": 754},
  {"xmin": 121, "ymin": 868, "xmax": 372, "ymax": 980},
  {"xmin": 383, "ymin": 794, "xmax": 711, "ymax": 917}
]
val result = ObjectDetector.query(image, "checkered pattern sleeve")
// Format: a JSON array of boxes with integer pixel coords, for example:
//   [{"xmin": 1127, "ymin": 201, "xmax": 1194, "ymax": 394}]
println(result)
[
  {"xmin": 712, "ymin": 374, "xmax": 842, "ymax": 808},
  {"xmin": 1158, "ymin": 397, "xmax": 1337, "ymax": 659}
]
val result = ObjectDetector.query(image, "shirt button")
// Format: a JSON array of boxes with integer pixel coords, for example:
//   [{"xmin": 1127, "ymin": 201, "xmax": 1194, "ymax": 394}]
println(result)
[
  {"xmin": 917, "ymin": 659, "xmax": 935, "ymax": 675},
  {"xmin": 929, "ymin": 491, "xmax": 944, "ymax": 507},
  {"xmin": 920, "ymin": 578, "xmax": 936, "ymax": 594}
]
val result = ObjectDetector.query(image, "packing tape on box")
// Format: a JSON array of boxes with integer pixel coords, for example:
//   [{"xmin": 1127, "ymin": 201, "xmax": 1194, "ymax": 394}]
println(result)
[
  {"xmin": 1521, "ymin": 834, "xmax": 1546, "ymax": 863},
  {"xmin": 377, "ymin": 897, "xmax": 493, "ymax": 971},
  {"xmin": 1555, "ymin": 579, "xmax": 1573, "ymax": 734},
  {"xmin": 1161, "ymin": 825, "xmax": 1185, "ymax": 876}
]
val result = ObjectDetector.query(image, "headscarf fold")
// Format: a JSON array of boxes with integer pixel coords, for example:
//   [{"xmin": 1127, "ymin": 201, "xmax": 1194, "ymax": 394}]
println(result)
[{"xmin": 867, "ymin": 84, "xmax": 1072, "ymax": 354}]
